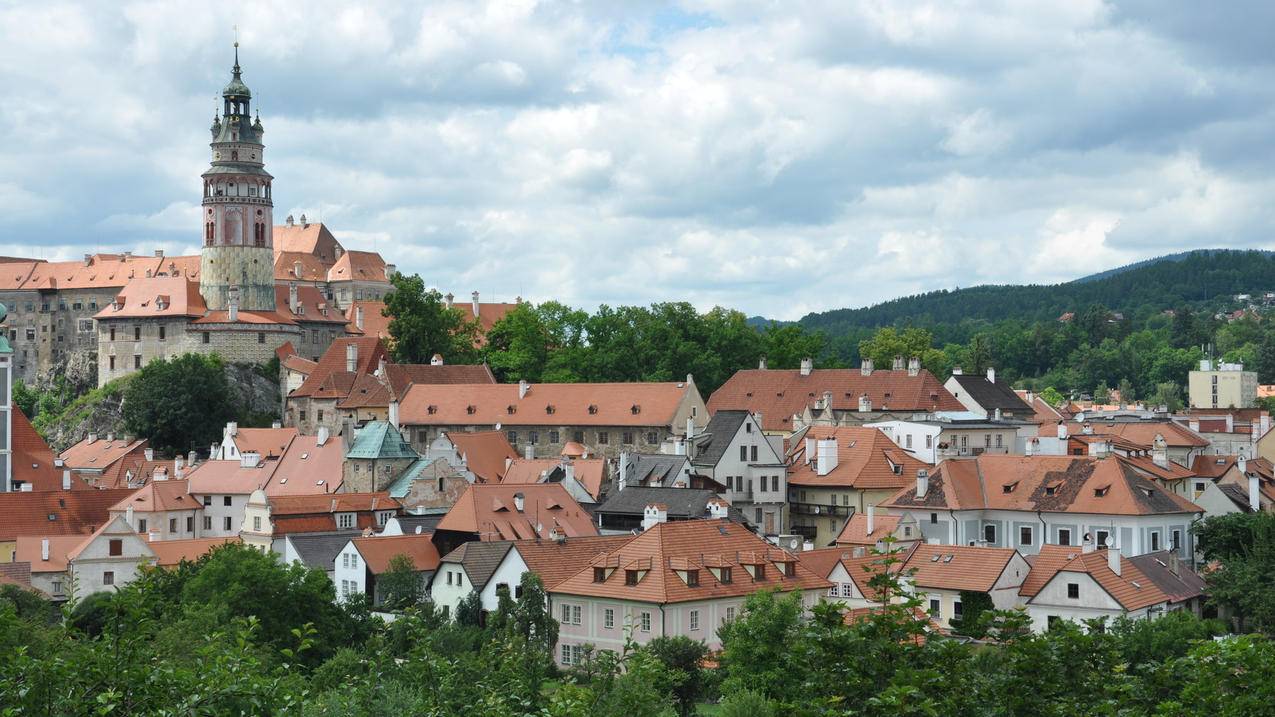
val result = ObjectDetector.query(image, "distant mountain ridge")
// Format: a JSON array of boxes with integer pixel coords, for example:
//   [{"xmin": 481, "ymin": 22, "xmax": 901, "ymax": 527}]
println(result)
[{"xmin": 797, "ymin": 249, "xmax": 1275, "ymax": 333}]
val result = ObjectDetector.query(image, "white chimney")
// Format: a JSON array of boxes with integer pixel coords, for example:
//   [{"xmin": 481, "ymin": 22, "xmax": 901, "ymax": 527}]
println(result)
[
  {"xmin": 293, "ymin": 260, "xmax": 303, "ymax": 278},
  {"xmin": 444, "ymin": 292, "xmax": 454, "ymax": 309},
  {"xmin": 892, "ymin": 355, "xmax": 904, "ymax": 371},
  {"xmin": 126, "ymin": 504, "xmax": 134, "ymax": 526},
  {"xmin": 471, "ymin": 291, "xmax": 480, "ymax": 317},
  {"xmin": 816, "ymin": 438, "xmax": 838, "ymax": 476},
  {"xmin": 227, "ymin": 285, "xmax": 239, "ymax": 322},
  {"xmin": 240, "ymin": 451, "xmax": 262, "ymax": 469},
  {"xmin": 686, "ymin": 416, "xmax": 695, "ymax": 441},
  {"xmin": 289, "ymin": 282, "xmax": 299, "ymax": 313},
  {"xmin": 758, "ymin": 356, "xmax": 768, "ymax": 370},
  {"xmin": 300, "ymin": 213, "xmax": 308, "ymax": 227},
  {"xmin": 907, "ymin": 357, "xmax": 920, "ymax": 376},
  {"xmin": 799, "ymin": 357, "xmax": 813, "ymax": 376},
  {"xmin": 524, "ymin": 444, "xmax": 534, "ymax": 460},
  {"xmin": 41, "ymin": 538, "xmax": 49, "ymax": 562},
  {"xmin": 1249, "ymin": 472, "xmax": 1261, "ymax": 513},
  {"xmin": 87, "ymin": 433, "xmax": 98, "ymax": 444},
  {"xmin": 286, "ymin": 214, "xmax": 295, "ymax": 227},
  {"xmin": 271, "ymin": 420, "xmax": 281, "ymax": 429},
  {"xmin": 993, "ymin": 408, "xmax": 1002, "ymax": 422},
  {"xmin": 1082, "ymin": 422, "xmax": 1093, "ymax": 435},
  {"xmin": 1188, "ymin": 419, "xmax": 1200, "ymax": 433},
  {"xmin": 1058, "ymin": 422, "xmax": 1068, "ymax": 440},
  {"xmin": 355, "ymin": 305, "xmax": 365, "ymax": 330},
  {"xmin": 513, "ymin": 492, "xmax": 525, "ymax": 512},
  {"xmin": 861, "ymin": 358, "xmax": 874, "ymax": 376},
  {"xmin": 389, "ymin": 400, "xmax": 400, "ymax": 428},
  {"xmin": 346, "ymin": 343, "xmax": 358, "ymax": 373},
  {"xmin": 316, "ymin": 426, "xmax": 330, "ymax": 446},
  {"xmin": 642, "ymin": 503, "xmax": 668, "ymax": 531},
  {"xmin": 866, "ymin": 504, "xmax": 875, "ymax": 535},
  {"xmin": 518, "ymin": 379, "xmax": 530, "ymax": 399},
  {"xmin": 1152, "ymin": 435, "xmax": 1168, "ymax": 469},
  {"xmin": 174, "ymin": 456, "xmax": 185, "ymax": 480},
  {"xmin": 1106, "ymin": 536, "xmax": 1121, "ymax": 575},
  {"xmin": 858, "ymin": 393, "xmax": 872, "ymax": 412},
  {"xmin": 376, "ymin": 356, "xmax": 387, "ymax": 377},
  {"xmin": 1082, "ymin": 533, "xmax": 1096, "ymax": 553},
  {"xmin": 804, "ymin": 436, "xmax": 815, "ymax": 465},
  {"xmin": 144, "ymin": 448, "xmax": 154, "ymax": 462},
  {"xmin": 1025, "ymin": 438, "xmax": 1036, "ymax": 457},
  {"xmin": 708, "ymin": 499, "xmax": 729, "ymax": 520},
  {"xmin": 916, "ymin": 469, "xmax": 929, "ymax": 498},
  {"xmin": 952, "ymin": 366, "xmax": 963, "ymax": 376},
  {"xmin": 430, "ymin": 353, "xmax": 444, "ymax": 366},
  {"xmin": 188, "ymin": 450, "xmax": 197, "ymax": 467},
  {"xmin": 987, "ymin": 367, "xmax": 996, "ymax": 384}
]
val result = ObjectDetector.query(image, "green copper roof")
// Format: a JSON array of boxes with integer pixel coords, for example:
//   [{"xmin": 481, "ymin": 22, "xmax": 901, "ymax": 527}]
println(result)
[
  {"xmin": 346, "ymin": 421, "xmax": 419, "ymax": 461},
  {"xmin": 386, "ymin": 458, "xmax": 432, "ymax": 499},
  {"xmin": 223, "ymin": 44, "xmax": 251, "ymax": 98}
]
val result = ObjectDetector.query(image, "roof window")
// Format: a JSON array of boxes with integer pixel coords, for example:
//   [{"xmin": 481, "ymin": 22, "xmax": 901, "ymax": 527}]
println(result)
[
  {"xmin": 1093, "ymin": 485, "xmax": 1110, "ymax": 498},
  {"xmin": 588, "ymin": 405, "xmax": 598, "ymax": 415}
]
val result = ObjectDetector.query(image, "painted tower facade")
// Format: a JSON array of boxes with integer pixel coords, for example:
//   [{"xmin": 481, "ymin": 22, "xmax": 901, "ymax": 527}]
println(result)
[{"xmin": 199, "ymin": 44, "xmax": 276, "ymax": 312}]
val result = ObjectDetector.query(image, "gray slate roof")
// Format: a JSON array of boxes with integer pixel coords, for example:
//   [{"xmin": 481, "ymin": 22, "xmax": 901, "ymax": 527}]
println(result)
[
  {"xmin": 287, "ymin": 531, "xmax": 362, "ymax": 571},
  {"xmin": 439, "ymin": 541, "xmax": 514, "ymax": 591},
  {"xmin": 691, "ymin": 410, "xmax": 748, "ymax": 467},
  {"xmin": 1128, "ymin": 551, "xmax": 1208, "ymax": 603},
  {"xmin": 595, "ymin": 486, "xmax": 746, "ymax": 524},
  {"xmin": 622, "ymin": 453, "xmax": 690, "ymax": 486},
  {"xmin": 949, "ymin": 374, "xmax": 1033, "ymax": 414},
  {"xmin": 397, "ymin": 514, "xmax": 444, "ymax": 534}
]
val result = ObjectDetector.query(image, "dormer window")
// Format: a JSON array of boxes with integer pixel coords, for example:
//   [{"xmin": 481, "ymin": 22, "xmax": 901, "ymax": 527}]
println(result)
[
  {"xmin": 720, "ymin": 567, "xmax": 732, "ymax": 584},
  {"xmin": 1093, "ymin": 485, "xmax": 1110, "ymax": 498},
  {"xmin": 752, "ymin": 564, "xmax": 766, "ymax": 582},
  {"xmin": 507, "ymin": 405, "xmax": 516, "ymax": 415},
  {"xmin": 593, "ymin": 567, "xmax": 607, "ymax": 583},
  {"xmin": 466, "ymin": 405, "xmax": 476, "ymax": 415},
  {"xmin": 545, "ymin": 405, "xmax": 555, "ymax": 414},
  {"xmin": 686, "ymin": 569, "xmax": 699, "ymax": 587},
  {"xmin": 588, "ymin": 405, "xmax": 598, "ymax": 415},
  {"xmin": 1002, "ymin": 481, "xmax": 1018, "ymax": 494},
  {"xmin": 631, "ymin": 404, "xmax": 641, "ymax": 415},
  {"xmin": 777, "ymin": 561, "xmax": 794, "ymax": 577},
  {"xmin": 624, "ymin": 570, "xmax": 639, "ymax": 586},
  {"xmin": 427, "ymin": 405, "xmax": 438, "ymax": 415}
]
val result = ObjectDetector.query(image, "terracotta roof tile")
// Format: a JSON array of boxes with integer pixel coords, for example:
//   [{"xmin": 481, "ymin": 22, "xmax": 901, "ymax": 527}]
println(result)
[
  {"xmin": 437, "ymin": 484, "xmax": 597, "ymax": 540},
  {"xmin": 352, "ymin": 534, "xmax": 441, "ymax": 574},
  {"xmin": 291, "ymin": 337, "xmax": 388, "ymax": 399},
  {"xmin": 265, "ymin": 434, "xmax": 346, "ymax": 496},
  {"xmin": 60, "ymin": 436, "xmax": 147, "ymax": 471},
  {"xmin": 1062, "ymin": 421, "xmax": 1209, "ymax": 448},
  {"xmin": 273, "ymin": 222, "xmax": 342, "ymax": 259},
  {"xmin": 0, "ymin": 488, "xmax": 135, "ymax": 543},
  {"xmin": 92, "ymin": 276, "xmax": 206, "ymax": 319},
  {"xmin": 1024, "ymin": 547, "xmax": 1169, "ymax": 611},
  {"xmin": 15, "ymin": 535, "xmax": 89, "ymax": 574},
  {"xmin": 502, "ymin": 458, "xmax": 606, "ymax": 500},
  {"xmin": 109, "ymin": 480, "xmax": 199, "ymax": 513},
  {"xmin": 835, "ymin": 512, "xmax": 903, "ymax": 546},
  {"xmin": 149, "ymin": 536, "xmax": 239, "ymax": 567},
  {"xmin": 400, "ymin": 381, "xmax": 693, "ymax": 427},
  {"xmin": 511, "ymin": 535, "xmax": 636, "ymax": 589},
  {"xmin": 11, "ymin": 405, "xmax": 73, "ymax": 492},
  {"xmin": 327, "ymin": 251, "xmax": 388, "ymax": 283},
  {"xmin": 444, "ymin": 431, "xmax": 518, "ymax": 483},
  {"xmin": 708, "ymin": 368, "xmax": 962, "ymax": 432},
  {"xmin": 787, "ymin": 426, "xmax": 932, "ymax": 489},
  {"xmin": 903, "ymin": 544, "xmax": 1022, "ymax": 593}
]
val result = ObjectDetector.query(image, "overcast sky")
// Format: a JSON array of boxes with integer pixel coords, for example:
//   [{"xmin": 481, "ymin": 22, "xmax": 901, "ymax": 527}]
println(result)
[{"xmin": 2, "ymin": 1, "xmax": 1273, "ymax": 320}]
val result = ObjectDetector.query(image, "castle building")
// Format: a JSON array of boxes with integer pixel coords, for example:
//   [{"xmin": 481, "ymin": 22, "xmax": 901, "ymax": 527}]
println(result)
[{"xmin": 0, "ymin": 46, "xmax": 395, "ymax": 387}]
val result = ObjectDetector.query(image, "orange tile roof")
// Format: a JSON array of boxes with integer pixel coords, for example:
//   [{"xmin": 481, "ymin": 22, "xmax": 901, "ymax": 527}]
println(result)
[
  {"xmin": 291, "ymin": 337, "xmax": 389, "ymax": 398},
  {"xmin": 1192, "ymin": 455, "xmax": 1238, "ymax": 479},
  {"xmin": 707, "ymin": 368, "xmax": 962, "ymax": 432},
  {"xmin": 351, "ymin": 534, "xmax": 441, "ymax": 574},
  {"xmin": 273, "ymin": 222, "xmax": 342, "ymax": 260},
  {"xmin": 101, "ymin": 457, "xmax": 181, "ymax": 490},
  {"xmin": 273, "ymin": 251, "xmax": 330, "ymax": 282},
  {"xmin": 787, "ymin": 426, "xmax": 932, "ymax": 489},
  {"xmin": 0, "ymin": 488, "xmax": 135, "ymax": 543},
  {"xmin": 0, "ymin": 260, "xmax": 43, "ymax": 290},
  {"xmin": 552, "ymin": 520, "xmax": 830, "ymax": 604},
  {"xmin": 276, "ymin": 284, "xmax": 348, "ymax": 325},
  {"xmin": 1014, "ymin": 390, "xmax": 1065, "ymax": 425},
  {"xmin": 436, "ymin": 484, "xmax": 598, "ymax": 541},
  {"xmin": 337, "ymin": 373, "xmax": 393, "ymax": 409},
  {"xmin": 345, "ymin": 301, "xmax": 391, "ymax": 338},
  {"xmin": 835, "ymin": 513, "xmax": 902, "ymax": 546},
  {"xmin": 1122, "ymin": 455, "xmax": 1196, "ymax": 482},
  {"xmin": 265, "ymin": 434, "xmax": 345, "ymax": 496},
  {"xmin": 400, "ymin": 381, "xmax": 693, "ymax": 427},
  {"xmin": 511, "ymin": 535, "xmax": 636, "ymax": 589},
  {"xmin": 884, "ymin": 455, "xmax": 1203, "ymax": 516},
  {"xmin": 15, "ymin": 535, "xmax": 89, "ymax": 574},
  {"xmin": 1063, "ymin": 421, "xmax": 1208, "ymax": 448},
  {"xmin": 501, "ymin": 458, "xmax": 606, "ymax": 500},
  {"xmin": 92, "ymin": 275, "xmax": 206, "ymax": 320},
  {"xmin": 185, "ymin": 460, "xmax": 275, "ymax": 495},
  {"xmin": 231, "ymin": 427, "xmax": 298, "ymax": 460},
  {"xmin": 266, "ymin": 492, "xmax": 398, "ymax": 536},
  {"xmin": 383, "ymin": 363, "xmax": 497, "ymax": 398},
  {"xmin": 12, "ymin": 405, "xmax": 74, "ymax": 492},
  {"xmin": 16, "ymin": 253, "xmax": 199, "ymax": 292},
  {"xmin": 796, "ymin": 546, "xmax": 909, "ymax": 601},
  {"xmin": 1022, "ymin": 545, "xmax": 1168, "ymax": 610},
  {"xmin": 149, "ymin": 536, "xmax": 239, "ymax": 567},
  {"xmin": 445, "ymin": 431, "xmax": 518, "ymax": 483},
  {"xmin": 191, "ymin": 309, "xmax": 299, "ymax": 326},
  {"xmin": 903, "ymin": 544, "xmax": 1021, "ymax": 593},
  {"xmin": 109, "ymin": 480, "xmax": 199, "ymax": 514},
  {"xmin": 327, "ymin": 250, "xmax": 388, "ymax": 283},
  {"xmin": 282, "ymin": 354, "xmax": 317, "ymax": 375},
  {"xmin": 60, "ymin": 436, "xmax": 147, "ymax": 471}
]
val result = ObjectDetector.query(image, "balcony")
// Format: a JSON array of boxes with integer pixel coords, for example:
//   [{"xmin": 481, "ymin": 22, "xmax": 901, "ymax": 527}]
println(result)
[
  {"xmin": 790, "ymin": 524, "xmax": 818, "ymax": 540},
  {"xmin": 788, "ymin": 502, "xmax": 853, "ymax": 518}
]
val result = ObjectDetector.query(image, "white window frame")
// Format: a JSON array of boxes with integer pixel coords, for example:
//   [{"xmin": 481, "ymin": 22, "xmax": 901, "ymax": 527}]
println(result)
[
  {"xmin": 604, "ymin": 608, "xmax": 614, "ymax": 629},
  {"xmin": 640, "ymin": 611, "xmax": 651, "ymax": 632},
  {"xmin": 337, "ymin": 512, "xmax": 356, "ymax": 529},
  {"xmin": 690, "ymin": 610, "xmax": 699, "ymax": 631}
]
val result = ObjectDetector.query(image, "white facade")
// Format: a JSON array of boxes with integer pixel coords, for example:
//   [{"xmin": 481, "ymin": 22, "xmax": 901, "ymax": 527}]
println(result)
[
  {"xmin": 431, "ymin": 548, "xmax": 528, "ymax": 619},
  {"xmin": 1024, "ymin": 570, "xmax": 1162, "ymax": 631},
  {"xmin": 334, "ymin": 541, "xmax": 365, "ymax": 603},
  {"xmin": 866, "ymin": 421, "xmax": 943, "ymax": 463},
  {"xmin": 693, "ymin": 412, "xmax": 787, "ymax": 533},
  {"xmin": 68, "ymin": 516, "xmax": 157, "ymax": 601},
  {"xmin": 190, "ymin": 491, "xmax": 250, "ymax": 538}
]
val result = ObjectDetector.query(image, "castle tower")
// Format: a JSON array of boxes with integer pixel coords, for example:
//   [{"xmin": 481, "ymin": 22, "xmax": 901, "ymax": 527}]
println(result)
[{"xmin": 199, "ymin": 43, "xmax": 276, "ymax": 312}]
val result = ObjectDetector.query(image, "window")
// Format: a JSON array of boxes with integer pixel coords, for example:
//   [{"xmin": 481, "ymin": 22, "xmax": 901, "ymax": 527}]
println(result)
[
  {"xmin": 561, "ymin": 604, "xmax": 572, "ymax": 623},
  {"xmin": 202, "ymin": 332, "xmax": 210, "ymax": 344},
  {"xmin": 252, "ymin": 516, "xmax": 261, "ymax": 531},
  {"xmin": 203, "ymin": 495, "xmax": 212, "ymax": 506},
  {"xmin": 925, "ymin": 434, "xmax": 933, "ymax": 449},
  {"xmin": 109, "ymin": 356, "xmax": 116, "ymax": 370},
  {"xmin": 1067, "ymin": 583, "xmax": 1080, "ymax": 599},
  {"xmin": 351, "ymin": 554, "xmax": 358, "ymax": 568},
  {"xmin": 725, "ymin": 606, "xmax": 736, "ymax": 622},
  {"xmin": 51, "ymin": 581, "xmax": 63, "ymax": 595},
  {"xmin": 983, "ymin": 524, "xmax": 996, "ymax": 544},
  {"xmin": 1172, "ymin": 529, "xmax": 1182, "ymax": 551},
  {"xmin": 108, "ymin": 539, "xmax": 122, "ymax": 556},
  {"xmin": 225, "ymin": 516, "xmax": 232, "ymax": 531},
  {"xmin": 906, "ymin": 434, "xmax": 913, "ymax": 449},
  {"xmin": 625, "ymin": 570, "xmax": 639, "ymax": 586},
  {"xmin": 561, "ymin": 644, "xmax": 572, "ymax": 665},
  {"xmin": 133, "ymin": 326, "xmax": 141, "ymax": 341},
  {"xmin": 604, "ymin": 608, "xmax": 615, "ymax": 629},
  {"xmin": 720, "ymin": 567, "xmax": 732, "ymax": 584},
  {"xmin": 750, "ymin": 445, "xmax": 758, "ymax": 462},
  {"xmin": 549, "ymin": 430, "xmax": 560, "ymax": 444},
  {"xmin": 376, "ymin": 510, "xmax": 394, "ymax": 526},
  {"xmin": 1058, "ymin": 529, "xmax": 1072, "ymax": 546},
  {"xmin": 995, "ymin": 434, "xmax": 1003, "ymax": 448},
  {"xmin": 446, "ymin": 572, "xmax": 453, "ymax": 586},
  {"xmin": 931, "ymin": 513, "xmax": 938, "ymax": 524},
  {"xmin": 1019, "ymin": 526, "xmax": 1033, "ymax": 546},
  {"xmin": 343, "ymin": 554, "xmax": 351, "ymax": 569},
  {"xmin": 953, "ymin": 600, "xmax": 963, "ymax": 618},
  {"xmin": 169, "ymin": 518, "xmax": 177, "ymax": 533},
  {"xmin": 337, "ymin": 513, "xmax": 355, "ymax": 529},
  {"xmin": 1194, "ymin": 482, "xmax": 1206, "ymax": 494},
  {"xmin": 203, "ymin": 516, "xmax": 212, "ymax": 530},
  {"xmin": 598, "ymin": 431, "xmax": 609, "ymax": 444},
  {"xmin": 740, "ymin": 446, "xmax": 747, "ymax": 461},
  {"xmin": 647, "ymin": 431, "xmax": 658, "ymax": 445},
  {"xmin": 529, "ymin": 431, "xmax": 539, "ymax": 445},
  {"xmin": 158, "ymin": 326, "xmax": 166, "ymax": 341},
  {"xmin": 1150, "ymin": 531, "xmax": 1160, "ymax": 551},
  {"xmin": 771, "ymin": 475, "xmax": 779, "ymax": 492},
  {"xmin": 593, "ymin": 567, "xmax": 607, "ymax": 583},
  {"xmin": 1096, "ymin": 530, "xmax": 1110, "ymax": 549},
  {"xmin": 507, "ymin": 430, "xmax": 518, "ymax": 444},
  {"xmin": 134, "ymin": 355, "xmax": 141, "ymax": 369},
  {"xmin": 573, "ymin": 430, "xmax": 584, "ymax": 443},
  {"xmin": 690, "ymin": 610, "xmax": 700, "ymax": 630},
  {"xmin": 103, "ymin": 571, "xmax": 115, "ymax": 586},
  {"xmin": 257, "ymin": 333, "xmax": 265, "ymax": 344},
  {"xmin": 109, "ymin": 327, "xmax": 116, "ymax": 341},
  {"xmin": 572, "ymin": 605, "xmax": 581, "ymax": 625},
  {"xmin": 640, "ymin": 611, "xmax": 651, "ymax": 632},
  {"xmin": 1047, "ymin": 615, "xmax": 1061, "ymax": 630},
  {"xmin": 753, "ymin": 564, "xmax": 766, "ymax": 581},
  {"xmin": 757, "ymin": 508, "xmax": 764, "ymax": 524},
  {"xmin": 929, "ymin": 598, "xmax": 940, "ymax": 615},
  {"xmin": 186, "ymin": 516, "xmax": 194, "ymax": 533},
  {"xmin": 224, "ymin": 496, "xmax": 232, "ymax": 506}
]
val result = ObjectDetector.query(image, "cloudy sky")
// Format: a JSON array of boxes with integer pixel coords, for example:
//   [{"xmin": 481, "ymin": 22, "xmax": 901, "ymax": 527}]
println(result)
[{"xmin": 2, "ymin": 1, "xmax": 1273, "ymax": 320}]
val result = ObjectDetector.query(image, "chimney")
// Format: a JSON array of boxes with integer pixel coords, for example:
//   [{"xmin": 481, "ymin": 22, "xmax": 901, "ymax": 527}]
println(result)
[
  {"xmin": 804, "ymin": 437, "xmax": 815, "ymax": 465},
  {"xmin": 431, "ymin": 353, "xmax": 444, "ymax": 366},
  {"xmin": 1106, "ymin": 536, "xmax": 1121, "ymax": 575},
  {"xmin": 514, "ymin": 492, "xmax": 525, "ymax": 512},
  {"xmin": 858, "ymin": 393, "xmax": 872, "ymax": 412},
  {"xmin": 642, "ymin": 503, "xmax": 668, "ymax": 531},
  {"xmin": 1246, "ymin": 463, "xmax": 1261, "ymax": 513},
  {"xmin": 1151, "ymin": 435, "xmax": 1168, "ymax": 469},
  {"xmin": 62, "ymin": 470, "xmax": 71, "ymax": 490},
  {"xmin": 707, "ymin": 498, "xmax": 729, "ymax": 520},
  {"xmin": 1188, "ymin": 419, "xmax": 1200, "ymax": 433},
  {"xmin": 471, "ymin": 291, "xmax": 480, "ymax": 317},
  {"xmin": 816, "ymin": 438, "xmax": 838, "ymax": 476},
  {"xmin": 144, "ymin": 447, "xmax": 154, "ymax": 461},
  {"xmin": 289, "ymin": 282, "xmax": 299, "ymax": 313},
  {"xmin": 41, "ymin": 538, "xmax": 49, "ymax": 562},
  {"xmin": 385, "ymin": 263, "xmax": 397, "ymax": 279},
  {"xmin": 154, "ymin": 249, "xmax": 163, "ymax": 258},
  {"xmin": 916, "ymin": 469, "xmax": 929, "ymax": 498},
  {"xmin": 286, "ymin": 214, "xmax": 294, "ymax": 227},
  {"xmin": 389, "ymin": 400, "xmax": 400, "ymax": 428},
  {"xmin": 564, "ymin": 459, "xmax": 575, "ymax": 484},
  {"xmin": 987, "ymin": 367, "xmax": 996, "ymax": 384},
  {"xmin": 87, "ymin": 433, "xmax": 97, "ymax": 444},
  {"xmin": 861, "ymin": 358, "xmax": 874, "ymax": 376},
  {"xmin": 993, "ymin": 408, "xmax": 1002, "ymax": 422},
  {"xmin": 226, "ymin": 421, "xmax": 238, "ymax": 438},
  {"xmin": 83, "ymin": 253, "xmax": 92, "ymax": 266},
  {"xmin": 1058, "ymin": 422, "xmax": 1068, "ymax": 440},
  {"xmin": 1082, "ymin": 532, "xmax": 1096, "ymax": 553},
  {"xmin": 524, "ymin": 444, "xmax": 534, "ymax": 460},
  {"xmin": 1026, "ymin": 438, "xmax": 1037, "ymax": 456},
  {"xmin": 686, "ymin": 416, "xmax": 696, "ymax": 441},
  {"xmin": 908, "ymin": 357, "xmax": 920, "ymax": 376},
  {"xmin": 187, "ymin": 450, "xmax": 197, "ymax": 467},
  {"xmin": 618, "ymin": 451, "xmax": 628, "ymax": 490},
  {"xmin": 300, "ymin": 213, "xmax": 308, "ymax": 227},
  {"xmin": 518, "ymin": 379, "xmax": 530, "ymax": 399},
  {"xmin": 758, "ymin": 356, "xmax": 768, "ymax": 370},
  {"xmin": 346, "ymin": 343, "xmax": 358, "ymax": 373},
  {"xmin": 174, "ymin": 456, "xmax": 185, "ymax": 480},
  {"xmin": 892, "ymin": 355, "xmax": 904, "ymax": 371},
  {"xmin": 126, "ymin": 504, "xmax": 134, "ymax": 526},
  {"xmin": 317, "ymin": 426, "xmax": 330, "ymax": 446},
  {"xmin": 444, "ymin": 292, "xmax": 454, "ymax": 309},
  {"xmin": 1082, "ymin": 422, "xmax": 1093, "ymax": 435},
  {"xmin": 355, "ymin": 305, "xmax": 365, "ymax": 330},
  {"xmin": 227, "ymin": 285, "xmax": 239, "ymax": 322},
  {"xmin": 107, "ymin": 432, "xmax": 115, "ymax": 442},
  {"xmin": 866, "ymin": 504, "xmax": 875, "ymax": 535},
  {"xmin": 799, "ymin": 357, "xmax": 813, "ymax": 377},
  {"xmin": 240, "ymin": 451, "xmax": 261, "ymax": 469}
]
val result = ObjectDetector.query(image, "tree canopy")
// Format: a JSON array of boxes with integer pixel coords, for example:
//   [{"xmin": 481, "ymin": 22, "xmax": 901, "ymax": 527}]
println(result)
[{"xmin": 121, "ymin": 353, "xmax": 238, "ymax": 455}]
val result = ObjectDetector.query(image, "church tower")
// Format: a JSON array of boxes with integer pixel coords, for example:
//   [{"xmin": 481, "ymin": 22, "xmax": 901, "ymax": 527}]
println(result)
[{"xmin": 199, "ymin": 43, "xmax": 276, "ymax": 312}]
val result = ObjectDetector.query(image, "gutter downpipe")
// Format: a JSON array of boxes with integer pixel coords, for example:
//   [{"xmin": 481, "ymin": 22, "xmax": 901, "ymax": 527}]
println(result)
[
  {"xmin": 1037, "ymin": 509, "xmax": 1047, "ymax": 548},
  {"xmin": 948, "ymin": 509, "xmax": 958, "ymax": 544}
]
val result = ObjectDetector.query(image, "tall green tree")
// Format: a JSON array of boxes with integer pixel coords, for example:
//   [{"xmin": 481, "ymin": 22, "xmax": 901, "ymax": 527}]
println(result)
[
  {"xmin": 378, "ymin": 554, "xmax": 423, "ymax": 610},
  {"xmin": 121, "ymin": 353, "xmax": 237, "ymax": 455},
  {"xmin": 383, "ymin": 273, "xmax": 481, "ymax": 364},
  {"xmin": 644, "ymin": 635, "xmax": 710, "ymax": 717}
]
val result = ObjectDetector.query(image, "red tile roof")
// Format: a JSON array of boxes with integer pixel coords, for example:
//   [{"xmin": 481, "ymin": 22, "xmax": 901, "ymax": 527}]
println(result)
[
  {"xmin": 231, "ymin": 427, "xmax": 298, "ymax": 460},
  {"xmin": 708, "ymin": 368, "xmax": 962, "ymax": 432},
  {"xmin": 796, "ymin": 546, "xmax": 909, "ymax": 601},
  {"xmin": 903, "ymin": 544, "xmax": 1022, "ymax": 593},
  {"xmin": 109, "ymin": 480, "xmax": 199, "ymax": 514},
  {"xmin": 327, "ymin": 250, "xmax": 388, "ymax": 283},
  {"xmin": 445, "ymin": 431, "xmax": 518, "ymax": 483},
  {"xmin": 9, "ymin": 253, "xmax": 199, "ymax": 292},
  {"xmin": 185, "ymin": 460, "xmax": 274, "ymax": 495},
  {"xmin": 273, "ymin": 222, "xmax": 342, "ymax": 260},
  {"xmin": 437, "ymin": 484, "xmax": 598, "ymax": 540},
  {"xmin": 1022, "ymin": 545, "xmax": 1168, "ymax": 610},
  {"xmin": 60, "ymin": 436, "xmax": 147, "ymax": 472},
  {"xmin": 0, "ymin": 488, "xmax": 135, "ymax": 543},
  {"xmin": 351, "ymin": 534, "xmax": 441, "ymax": 574},
  {"xmin": 290, "ymin": 337, "xmax": 389, "ymax": 399},
  {"xmin": 92, "ymin": 276, "xmax": 206, "ymax": 319},
  {"xmin": 552, "ymin": 520, "xmax": 830, "ymax": 604},
  {"xmin": 1062, "ymin": 421, "xmax": 1208, "ymax": 449},
  {"xmin": 511, "ymin": 535, "xmax": 636, "ymax": 589},
  {"xmin": 264, "ymin": 434, "xmax": 346, "ymax": 496},
  {"xmin": 501, "ymin": 458, "xmax": 606, "ymax": 500},
  {"xmin": 835, "ymin": 512, "xmax": 903, "ymax": 546},
  {"xmin": 400, "ymin": 381, "xmax": 694, "ymax": 427},
  {"xmin": 383, "ymin": 363, "xmax": 497, "ymax": 398},
  {"xmin": 345, "ymin": 301, "xmax": 391, "ymax": 338},
  {"xmin": 11, "ymin": 405, "xmax": 74, "ymax": 492},
  {"xmin": 267, "ymin": 492, "xmax": 399, "ymax": 536},
  {"xmin": 15, "ymin": 535, "xmax": 88, "ymax": 573},
  {"xmin": 787, "ymin": 426, "xmax": 932, "ymax": 490},
  {"xmin": 149, "ymin": 536, "xmax": 239, "ymax": 567},
  {"xmin": 1014, "ymin": 390, "xmax": 1065, "ymax": 425},
  {"xmin": 276, "ymin": 284, "xmax": 348, "ymax": 325}
]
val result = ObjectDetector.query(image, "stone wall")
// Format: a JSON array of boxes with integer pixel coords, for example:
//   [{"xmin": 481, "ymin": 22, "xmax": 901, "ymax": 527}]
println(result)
[{"xmin": 199, "ymin": 245, "xmax": 276, "ymax": 311}]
